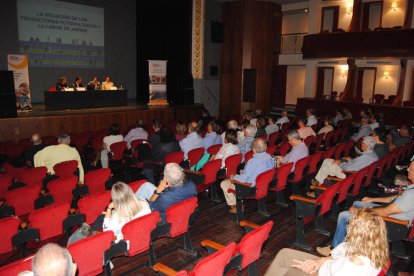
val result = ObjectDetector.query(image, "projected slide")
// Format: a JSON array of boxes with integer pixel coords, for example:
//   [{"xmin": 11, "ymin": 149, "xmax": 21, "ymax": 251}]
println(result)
[{"xmin": 17, "ymin": 0, "xmax": 104, "ymax": 68}]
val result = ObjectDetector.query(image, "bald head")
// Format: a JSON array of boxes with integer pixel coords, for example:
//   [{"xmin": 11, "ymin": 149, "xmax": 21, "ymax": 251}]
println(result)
[
  {"xmin": 188, "ymin": 121, "xmax": 199, "ymax": 133},
  {"xmin": 31, "ymin": 133, "xmax": 41, "ymax": 145},
  {"xmin": 33, "ymin": 243, "xmax": 76, "ymax": 276}
]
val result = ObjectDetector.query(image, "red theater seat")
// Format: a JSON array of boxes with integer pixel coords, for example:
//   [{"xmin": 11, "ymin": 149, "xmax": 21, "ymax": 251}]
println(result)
[
  {"xmin": 187, "ymin": 147, "xmax": 204, "ymax": 168},
  {"xmin": 0, "ymin": 216, "xmax": 20, "ymax": 255},
  {"xmin": 207, "ymin": 144, "xmax": 222, "ymax": 156},
  {"xmin": 5, "ymin": 185, "xmax": 41, "ymax": 216},
  {"xmin": 224, "ymin": 153, "xmax": 242, "ymax": 179},
  {"xmin": 185, "ymin": 159, "xmax": 221, "ymax": 194},
  {"xmin": 0, "ymin": 174, "xmax": 13, "ymax": 198},
  {"xmin": 288, "ymin": 156, "xmax": 310, "ymax": 195},
  {"xmin": 84, "ymin": 168, "xmax": 111, "ymax": 194},
  {"xmin": 269, "ymin": 162, "xmax": 294, "ymax": 207},
  {"xmin": 48, "ymin": 176, "xmax": 78, "ymax": 204},
  {"xmin": 0, "ymin": 255, "xmax": 34, "ymax": 276},
  {"xmin": 53, "ymin": 160, "xmax": 78, "ymax": 178},
  {"xmin": 164, "ymin": 151, "xmax": 184, "ymax": 165},
  {"xmin": 17, "ymin": 166, "xmax": 48, "ymax": 187},
  {"xmin": 78, "ymin": 190, "xmax": 111, "ymax": 225},
  {"xmin": 268, "ymin": 132, "xmax": 279, "ymax": 146}
]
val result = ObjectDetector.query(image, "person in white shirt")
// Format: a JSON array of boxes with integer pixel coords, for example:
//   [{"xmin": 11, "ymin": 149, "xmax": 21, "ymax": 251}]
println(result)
[
  {"xmin": 222, "ymin": 120, "xmax": 244, "ymax": 142},
  {"xmin": 264, "ymin": 208, "xmax": 388, "ymax": 276},
  {"xmin": 179, "ymin": 121, "xmax": 204, "ymax": 160},
  {"xmin": 103, "ymin": 182, "xmax": 151, "ymax": 242},
  {"xmin": 318, "ymin": 117, "xmax": 334, "ymax": 138},
  {"xmin": 306, "ymin": 109, "xmax": 318, "ymax": 127},
  {"xmin": 124, "ymin": 120, "xmax": 148, "ymax": 148},
  {"xmin": 275, "ymin": 110, "xmax": 290, "ymax": 127},
  {"xmin": 212, "ymin": 129, "xmax": 240, "ymax": 168},
  {"xmin": 99, "ymin": 123, "xmax": 124, "ymax": 168},
  {"xmin": 265, "ymin": 115, "xmax": 279, "ymax": 138},
  {"xmin": 102, "ymin": 76, "xmax": 114, "ymax": 90},
  {"xmin": 369, "ymin": 114, "xmax": 380, "ymax": 131}
]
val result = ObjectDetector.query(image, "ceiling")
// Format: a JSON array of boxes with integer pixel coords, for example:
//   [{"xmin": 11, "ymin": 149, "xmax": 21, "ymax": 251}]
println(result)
[{"xmin": 217, "ymin": 0, "xmax": 308, "ymax": 5}]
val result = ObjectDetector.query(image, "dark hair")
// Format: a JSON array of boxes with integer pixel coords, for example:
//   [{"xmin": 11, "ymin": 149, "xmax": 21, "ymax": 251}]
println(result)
[
  {"xmin": 108, "ymin": 123, "xmax": 120, "ymax": 135},
  {"xmin": 373, "ymin": 128, "xmax": 386, "ymax": 143},
  {"xmin": 298, "ymin": 118, "xmax": 307, "ymax": 126},
  {"xmin": 325, "ymin": 116, "xmax": 334, "ymax": 126},
  {"xmin": 257, "ymin": 116, "xmax": 267, "ymax": 127},
  {"xmin": 160, "ymin": 127, "xmax": 175, "ymax": 144},
  {"xmin": 153, "ymin": 119, "xmax": 161, "ymax": 129},
  {"xmin": 268, "ymin": 115, "xmax": 277, "ymax": 123},
  {"xmin": 208, "ymin": 120, "xmax": 219, "ymax": 132},
  {"xmin": 225, "ymin": 129, "xmax": 238, "ymax": 145},
  {"xmin": 75, "ymin": 77, "xmax": 81, "ymax": 82},
  {"xmin": 241, "ymin": 119, "xmax": 250, "ymax": 129}
]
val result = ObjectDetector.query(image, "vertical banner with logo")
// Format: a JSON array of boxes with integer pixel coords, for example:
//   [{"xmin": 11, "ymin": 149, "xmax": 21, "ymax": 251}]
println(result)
[
  {"xmin": 8, "ymin": 54, "xmax": 32, "ymax": 112},
  {"xmin": 148, "ymin": 60, "xmax": 168, "ymax": 106}
]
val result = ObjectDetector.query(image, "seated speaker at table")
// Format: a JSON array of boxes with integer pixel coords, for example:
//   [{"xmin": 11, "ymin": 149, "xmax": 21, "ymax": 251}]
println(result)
[
  {"xmin": 102, "ymin": 76, "xmax": 114, "ymax": 90},
  {"xmin": 72, "ymin": 77, "xmax": 84, "ymax": 90},
  {"xmin": 87, "ymin": 76, "xmax": 101, "ymax": 90},
  {"xmin": 56, "ymin": 76, "xmax": 69, "ymax": 91}
]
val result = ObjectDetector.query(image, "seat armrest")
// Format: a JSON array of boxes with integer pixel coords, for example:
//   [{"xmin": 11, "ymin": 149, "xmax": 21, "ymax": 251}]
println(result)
[
  {"xmin": 183, "ymin": 169, "xmax": 203, "ymax": 175},
  {"xmin": 382, "ymin": 217, "xmax": 409, "ymax": 226},
  {"xmin": 231, "ymin": 180, "xmax": 252, "ymax": 187},
  {"xmin": 153, "ymin": 263, "xmax": 178, "ymax": 275},
  {"xmin": 201, "ymin": 239, "xmax": 225, "ymax": 251},
  {"xmin": 151, "ymin": 161, "xmax": 164, "ymax": 165},
  {"xmin": 311, "ymin": 185, "xmax": 327, "ymax": 191},
  {"xmin": 240, "ymin": 220, "xmax": 260, "ymax": 230},
  {"xmin": 327, "ymin": 176, "xmax": 344, "ymax": 182},
  {"xmin": 290, "ymin": 195, "xmax": 317, "ymax": 204}
]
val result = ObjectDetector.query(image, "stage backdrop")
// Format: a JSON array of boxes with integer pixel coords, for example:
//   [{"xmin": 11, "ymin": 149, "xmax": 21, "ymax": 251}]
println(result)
[
  {"xmin": 8, "ymin": 54, "xmax": 32, "ymax": 111},
  {"xmin": 148, "ymin": 60, "xmax": 168, "ymax": 105}
]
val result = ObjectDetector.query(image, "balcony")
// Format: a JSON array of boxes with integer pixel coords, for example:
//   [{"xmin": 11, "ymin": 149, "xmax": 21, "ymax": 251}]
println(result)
[
  {"xmin": 281, "ymin": 33, "xmax": 306, "ymax": 54},
  {"xmin": 301, "ymin": 28, "xmax": 414, "ymax": 59}
]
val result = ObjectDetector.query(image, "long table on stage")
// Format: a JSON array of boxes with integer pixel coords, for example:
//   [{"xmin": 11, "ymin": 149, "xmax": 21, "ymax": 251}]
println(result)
[
  {"xmin": 44, "ymin": 89, "xmax": 128, "ymax": 110},
  {"xmin": 295, "ymin": 98, "xmax": 414, "ymax": 126}
]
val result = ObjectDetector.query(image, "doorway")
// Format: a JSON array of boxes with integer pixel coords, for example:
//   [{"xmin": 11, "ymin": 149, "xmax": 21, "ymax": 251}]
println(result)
[
  {"xmin": 355, "ymin": 67, "xmax": 377, "ymax": 103},
  {"xmin": 321, "ymin": 6, "xmax": 339, "ymax": 32},
  {"xmin": 316, "ymin": 67, "xmax": 334, "ymax": 99},
  {"xmin": 362, "ymin": 1, "xmax": 383, "ymax": 30}
]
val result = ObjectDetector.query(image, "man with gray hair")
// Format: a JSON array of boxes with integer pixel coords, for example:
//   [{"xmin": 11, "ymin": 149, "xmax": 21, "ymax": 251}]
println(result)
[
  {"xmin": 276, "ymin": 130, "xmax": 309, "ymax": 172},
  {"xmin": 238, "ymin": 124, "xmax": 257, "ymax": 158},
  {"xmin": 34, "ymin": 133, "xmax": 84, "ymax": 183},
  {"xmin": 123, "ymin": 120, "xmax": 148, "ymax": 148},
  {"xmin": 136, "ymin": 163, "xmax": 197, "ymax": 221},
  {"xmin": 309, "ymin": 136, "xmax": 378, "ymax": 195},
  {"xmin": 32, "ymin": 243, "xmax": 77, "ymax": 276},
  {"xmin": 221, "ymin": 138, "xmax": 275, "ymax": 213},
  {"xmin": 179, "ymin": 121, "xmax": 203, "ymax": 160}
]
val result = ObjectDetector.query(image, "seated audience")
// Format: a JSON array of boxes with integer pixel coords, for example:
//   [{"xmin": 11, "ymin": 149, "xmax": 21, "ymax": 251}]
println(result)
[
  {"xmin": 102, "ymin": 76, "xmax": 114, "ymax": 90},
  {"xmin": 238, "ymin": 124, "xmax": 257, "ymax": 158},
  {"xmin": 221, "ymin": 120, "xmax": 243, "ymax": 142},
  {"xmin": 276, "ymin": 130, "xmax": 309, "ymax": 171},
  {"xmin": 309, "ymin": 136, "xmax": 378, "ymax": 193},
  {"xmin": 275, "ymin": 110, "xmax": 290, "ymax": 127},
  {"xmin": 317, "ymin": 117, "xmax": 334, "ymax": 138},
  {"xmin": 212, "ymin": 129, "xmax": 240, "ymax": 168},
  {"xmin": 87, "ymin": 76, "xmax": 101, "ymax": 90},
  {"xmin": 34, "ymin": 133, "xmax": 84, "ymax": 183},
  {"xmin": 266, "ymin": 208, "xmax": 389, "ymax": 276},
  {"xmin": 149, "ymin": 119, "xmax": 162, "ymax": 148},
  {"xmin": 72, "ymin": 77, "xmax": 84, "ymax": 89},
  {"xmin": 32, "ymin": 243, "xmax": 77, "ymax": 276},
  {"xmin": 297, "ymin": 118, "xmax": 316, "ymax": 140},
  {"xmin": 255, "ymin": 116, "xmax": 267, "ymax": 138},
  {"xmin": 198, "ymin": 108, "xmax": 212, "ymax": 128},
  {"xmin": 151, "ymin": 127, "xmax": 180, "ymax": 162},
  {"xmin": 179, "ymin": 121, "xmax": 203, "ymax": 160},
  {"xmin": 333, "ymin": 110, "xmax": 344, "ymax": 126},
  {"xmin": 124, "ymin": 120, "xmax": 148, "ymax": 148},
  {"xmin": 306, "ymin": 109, "xmax": 317, "ymax": 127},
  {"xmin": 25, "ymin": 133, "xmax": 47, "ymax": 167},
  {"xmin": 242, "ymin": 110, "xmax": 254, "ymax": 125},
  {"xmin": 103, "ymin": 182, "xmax": 151, "ymax": 241},
  {"xmin": 238, "ymin": 119, "xmax": 251, "ymax": 142},
  {"xmin": 136, "ymin": 163, "xmax": 197, "ymax": 221},
  {"xmin": 372, "ymin": 128, "xmax": 389, "ymax": 159},
  {"xmin": 317, "ymin": 159, "xmax": 414, "ymax": 257},
  {"xmin": 351, "ymin": 116, "xmax": 372, "ymax": 142},
  {"xmin": 100, "ymin": 123, "xmax": 124, "ymax": 168},
  {"xmin": 56, "ymin": 76, "xmax": 68, "ymax": 91},
  {"xmin": 175, "ymin": 121, "xmax": 187, "ymax": 142},
  {"xmin": 265, "ymin": 115, "xmax": 279, "ymax": 136},
  {"xmin": 202, "ymin": 120, "xmax": 222, "ymax": 150},
  {"xmin": 220, "ymin": 138, "xmax": 275, "ymax": 213},
  {"xmin": 388, "ymin": 125, "xmax": 411, "ymax": 150},
  {"xmin": 369, "ymin": 114, "xmax": 380, "ymax": 131},
  {"xmin": 343, "ymin": 108, "xmax": 353, "ymax": 120}
]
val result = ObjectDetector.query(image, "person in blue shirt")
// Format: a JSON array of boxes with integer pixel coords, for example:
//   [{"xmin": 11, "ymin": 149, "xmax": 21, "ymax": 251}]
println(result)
[
  {"xmin": 238, "ymin": 124, "xmax": 257, "ymax": 159},
  {"xmin": 220, "ymin": 138, "xmax": 275, "ymax": 213},
  {"xmin": 135, "ymin": 163, "xmax": 197, "ymax": 221},
  {"xmin": 179, "ymin": 121, "xmax": 203, "ymax": 160},
  {"xmin": 202, "ymin": 120, "xmax": 222, "ymax": 150}
]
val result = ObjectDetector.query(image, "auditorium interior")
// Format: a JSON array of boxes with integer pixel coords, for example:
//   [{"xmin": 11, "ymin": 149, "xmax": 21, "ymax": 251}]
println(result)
[{"xmin": 0, "ymin": 0, "xmax": 414, "ymax": 275}]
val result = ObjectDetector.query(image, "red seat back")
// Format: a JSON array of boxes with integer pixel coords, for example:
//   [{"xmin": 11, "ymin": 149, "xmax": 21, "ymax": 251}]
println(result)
[
  {"xmin": 225, "ymin": 153, "xmax": 242, "ymax": 178},
  {"xmin": 84, "ymin": 168, "xmax": 111, "ymax": 194},
  {"xmin": 254, "ymin": 169, "xmax": 275, "ymax": 199},
  {"xmin": 3, "ymin": 144, "xmax": 24, "ymax": 159},
  {"xmin": 333, "ymin": 143, "xmax": 346, "ymax": 160},
  {"xmin": 2, "ymin": 162, "xmax": 24, "ymax": 179},
  {"xmin": 322, "ymin": 146, "xmax": 335, "ymax": 160},
  {"xmin": 6, "ymin": 185, "xmax": 40, "ymax": 216},
  {"xmin": 207, "ymin": 144, "xmax": 222, "ymax": 156},
  {"xmin": 274, "ymin": 163, "xmax": 293, "ymax": 192},
  {"xmin": 28, "ymin": 203, "xmax": 70, "ymax": 240},
  {"xmin": 343, "ymin": 140, "xmax": 354, "ymax": 157},
  {"xmin": 351, "ymin": 167, "xmax": 369, "ymax": 197},
  {"xmin": 122, "ymin": 212, "xmax": 160, "ymax": 256},
  {"xmin": 331, "ymin": 129, "xmax": 341, "ymax": 145},
  {"xmin": 42, "ymin": 136, "xmax": 58, "ymax": 145},
  {"xmin": 188, "ymin": 147, "xmax": 205, "ymax": 167},
  {"xmin": 237, "ymin": 221, "xmax": 273, "ymax": 268},
  {"xmin": 324, "ymin": 131, "xmax": 334, "ymax": 147},
  {"xmin": 68, "ymin": 230, "xmax": 114, "ymax": 276},
  {"xmin": 17, "ymin": 166, "xmax": 48, "ymax": 186},
  {"xmin": 337, "ymin": 174, "xmax": 355, "ymax": 204},
  {"xmin": 191, "ymin": 242, "xmax": 236, "ymax": 275},
  {"xmin": 94, "ymin": 129, "xmax": 108, "ymax": 138},
  {"xmin": 278, "ymin": 142, "xmax": 291, "ymax": 156},
  {"xmin": 304, "ymin": 136, "xmax": 314, "ymax": 149},
  {"xmin": 128, "ymin": 179, "xmax": 147, "ymax": 193},
  {"xmin": 316, "ymin": 183, "xmax": 340, "ymax": 216},
  {"xmin": 0, "ymin": 174, "xmax": 13, "ymax": 198},
  {"xmin": 202, "ymin": 159, "xmax": 222, "ymax": 185},
  {"xmin": 308, "ymin": 151, "xmax": 323, "ymax": 175},
  {"xmin": 109, "ymin": 141, "xmax": 127, "ymax": 161},
  {"xmin": 364, "ymin": 161, "xmax": 379, "ymax": 187},
  {"xmin": 165, "ymin": 151, "xmax": 184, "ymax": 164},
  {"xmin": 314, "ymin": 133, "xmax": 324, "ymax": 151},
  {"xmin": 268, "ymin": 132, "xmax": 279, "ymax": 146},
  {"xmin": 266, "ymin": 144, "xmax": 277, "ymax": 155},
  {"xmin": 18, "ymin": 138, "xmax": 33, "ymax": 151},
  {"xmin": 281, "ymin": 122, "xmax": 291, "ymax": 132},
  {"xmin": 0, "ymin": 255, "xmax": 34, "ymax": 276},
  {"xmin": 72, "ymin": 134, "xmax": 91, "ymax": 151},
  {"xmin": 0, "ymin": 216, "xmax": 20, "ymax": 254},
  {"xmin": 130, "ymin": 139, "xmax": 147, "ymax": 158},
  {"xmin": 53, "ymin": 160, "xmax": 78, "ymax": 178},
  {"xmin": 244, "ymin": 150, "xmax": 253, "ymax": 163},
  {"xmin": 78, "ymin": 191, "xmax": 111, "ymax": 225},
  {"xmin": 375, "ymin": 154, "xmax": 389, "ymax": 179},
  {"xmin": 291, "ymin": 156, "xmax": 310, "ymax": 182},
  {"xmin": 165, "ymin": 197, "xmax": 198, "ymax": 238},
  {"xmin": 48, "ymin": 176, "xmax": 78, "ymax": 204},
  {"xmin": 339, "ymin": 126, "xmax": 348, "ymax": 142}
]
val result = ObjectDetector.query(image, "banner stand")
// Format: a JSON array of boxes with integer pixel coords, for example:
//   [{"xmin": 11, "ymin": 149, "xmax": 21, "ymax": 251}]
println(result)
[
  {"xmin": 8, "ymin": 54, "xmax": 32, "ymax": 112},
  {"xmin": 148, "ymin": 60, "xmax": 169, "ymax": 106}
]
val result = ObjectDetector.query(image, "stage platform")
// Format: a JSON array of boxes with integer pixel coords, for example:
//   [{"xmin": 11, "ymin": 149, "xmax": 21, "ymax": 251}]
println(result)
[{"xmin": 0, "ymin": 100, "xmax": 203, "ymax": 142}]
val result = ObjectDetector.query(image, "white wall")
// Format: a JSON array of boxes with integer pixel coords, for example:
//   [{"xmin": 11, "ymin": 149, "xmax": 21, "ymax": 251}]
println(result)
[
  {"xmin": 382, "ymin": 0, "xmax": 406, "ymax": 27},
  {"xmin": 286, "ymin": 66, "xmax": 306, "ymax": 105},
  {"xmin": 282, "ymin": 13, "xmax": 308, "ymax": 34}
]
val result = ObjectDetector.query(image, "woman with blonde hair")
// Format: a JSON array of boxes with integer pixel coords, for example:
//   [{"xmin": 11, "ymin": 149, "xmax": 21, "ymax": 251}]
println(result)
[
  {"xmin": 103, "ymin": 182, "xmax": 151, "ymax": 241},
  {"xmin": 265, "ymin": 208, "xmax": 389, "ymax": 276},
  {"xmin": 175, "ymin": 121, "xmax": 187, "ymax": 142}
]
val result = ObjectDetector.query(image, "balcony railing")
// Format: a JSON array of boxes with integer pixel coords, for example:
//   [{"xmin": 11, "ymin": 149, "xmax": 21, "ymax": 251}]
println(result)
[{"xmin": 280, "ymin": 33, "xmax": 307, "ymax": 54}]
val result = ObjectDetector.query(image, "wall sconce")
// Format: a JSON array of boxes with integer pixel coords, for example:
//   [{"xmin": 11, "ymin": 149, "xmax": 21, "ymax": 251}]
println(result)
[
  {"xmin": 391, "ymin": 2, "xmax": 397, "ymax": 11},
  {"xmin": 345, "ymin": 6, "xmax": 353, "ymax": 15},
  {"xmin": 340, "ymin": 70, "xmax": 347, "ymax": 78},
  {"xmin": 384, "ymin": 71, "xmax": 390, "ymax": 79}
]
